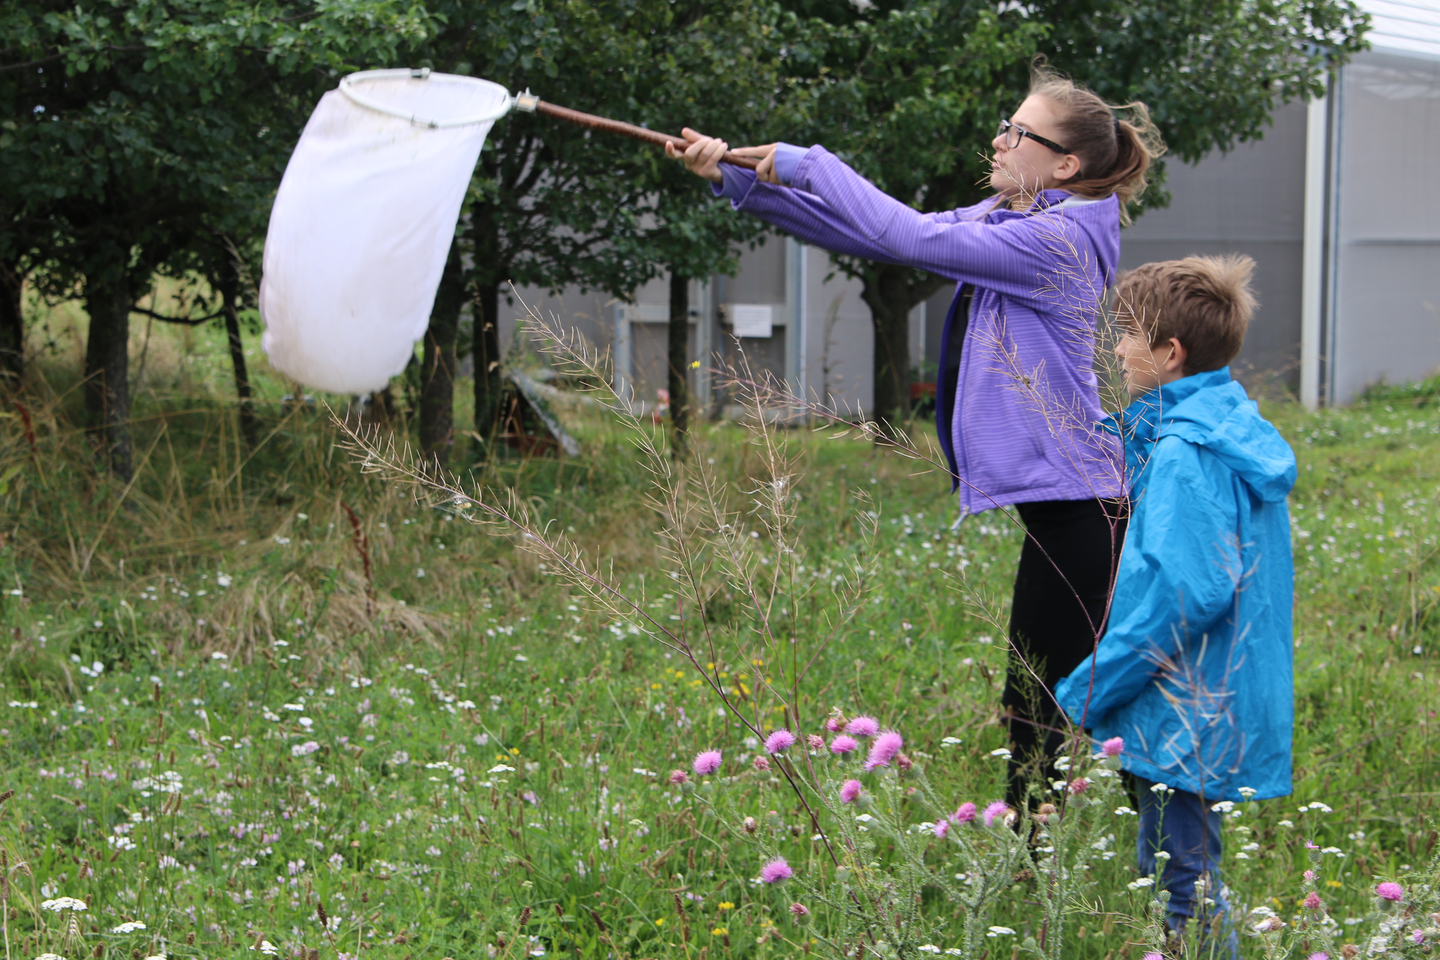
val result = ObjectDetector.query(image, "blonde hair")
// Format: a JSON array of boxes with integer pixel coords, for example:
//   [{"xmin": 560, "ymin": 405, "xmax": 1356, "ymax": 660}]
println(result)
[
  {"xmin": 1027, "ymin": 62, "xmax": 1166, "ymax": 217},
  {"xmin": 1114, "ymin": 255, "xmax": 1258, "ymax": 375}
]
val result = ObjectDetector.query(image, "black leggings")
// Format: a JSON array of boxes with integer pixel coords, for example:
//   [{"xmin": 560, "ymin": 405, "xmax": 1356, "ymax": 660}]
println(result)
[{"xmin": 1001, "ymin": 497, "xmax": 1127, "ymax": 809}]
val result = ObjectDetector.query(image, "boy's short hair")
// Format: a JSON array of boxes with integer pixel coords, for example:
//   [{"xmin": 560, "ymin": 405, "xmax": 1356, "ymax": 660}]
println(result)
[{"xmin": 1113, "ymin": 255, "xmax": 1257, "ymax": 375}]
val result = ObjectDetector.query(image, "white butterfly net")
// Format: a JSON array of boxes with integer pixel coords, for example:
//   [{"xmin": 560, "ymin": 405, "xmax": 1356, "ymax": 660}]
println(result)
[{"xmin": 260, "ymin": 70, "xmax": 511, "ymax": 395}]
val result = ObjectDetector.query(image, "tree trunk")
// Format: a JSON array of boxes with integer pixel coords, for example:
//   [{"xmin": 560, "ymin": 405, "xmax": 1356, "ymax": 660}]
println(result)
[
  {"xmin": 472, "ymin": 204, "xmax": 505, "ymax": 458},
  {"xmin": 861, "ymin": 263, "xmax": 915, "ymax": 437},
  {"xmin": 420, "ymin": 242, "xmax": 464, "ymax": 469},
  {"xmin": 0, "ymin": 260, "xmax": 24, "ymax": 388},
  {"xmin": 83, "ymin": 270, "xmax": 134, "ymax": 480},
  {"xmin": 473, "ymin": 276, "xmax": 503, "ymax": 448},
  {"xmin": 218, "ymin": 268, "xmax": 259, "ymax": 448},
  {"xmin": 667, "ymin": 269, "xmax": 690, "ymax": 459}
]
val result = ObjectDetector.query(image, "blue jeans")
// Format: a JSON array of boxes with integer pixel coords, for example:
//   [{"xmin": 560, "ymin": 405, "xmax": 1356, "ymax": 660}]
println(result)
[{"xmin": 1134, "ymin": 777, "xmax": 1238, "ymax": 958}]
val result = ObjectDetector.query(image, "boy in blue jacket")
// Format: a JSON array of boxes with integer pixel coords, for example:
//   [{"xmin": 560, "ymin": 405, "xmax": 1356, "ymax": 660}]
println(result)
[{"xmin": 1055, "ymin": 255, "xmax": 1296, "ymax": 940}]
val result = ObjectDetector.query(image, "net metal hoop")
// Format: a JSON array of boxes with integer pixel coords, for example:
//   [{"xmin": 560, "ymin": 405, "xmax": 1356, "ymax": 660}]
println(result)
[{"xmin": 339, "ymin": 68, "xmax": 514, "ymax": 129}]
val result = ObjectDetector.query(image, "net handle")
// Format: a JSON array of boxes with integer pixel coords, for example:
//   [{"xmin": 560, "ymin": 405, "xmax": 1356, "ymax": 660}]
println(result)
[
  {"xmin": 338, "ymin": 70, "xmax": 761, "ymax": 170},
  {"xmin": 516, "ymin": 93, "xmax": 760, "ymax": 170}
]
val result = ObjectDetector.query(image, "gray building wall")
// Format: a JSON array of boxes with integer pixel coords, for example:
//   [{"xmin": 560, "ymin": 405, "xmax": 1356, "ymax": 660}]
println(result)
[
  {"xmin": 1328, "ymin": 49, "xmax": 1440, "ymax": 402},
  {"xmin": 1119, "ymin": 100, "xmax": 1310, "ymax": 394}
]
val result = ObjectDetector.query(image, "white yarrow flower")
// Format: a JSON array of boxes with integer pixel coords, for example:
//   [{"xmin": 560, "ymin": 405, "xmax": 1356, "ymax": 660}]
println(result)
[
  {"xmin": 112, "ymin": 922, "xmax": 148, "ymax": 933},
  {"xmin": 41, "ymin": 897, "xmax": 87, "ymax": 912},
  {"xmin": 986, "ymin": 926, "xmax": 1016, "ymax": 937}
]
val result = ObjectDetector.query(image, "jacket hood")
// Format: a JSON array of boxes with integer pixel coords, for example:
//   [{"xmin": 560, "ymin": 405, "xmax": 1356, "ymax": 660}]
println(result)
[{"xmin": 1113, "ymin": 368, "xmax": 1296, "ymax": 503}]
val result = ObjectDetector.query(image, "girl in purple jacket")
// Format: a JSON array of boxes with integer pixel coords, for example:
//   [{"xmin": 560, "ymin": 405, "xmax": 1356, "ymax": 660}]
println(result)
[{"xmin": 671, "ymin": 68, "xmax": 1163, "ymax": 807}]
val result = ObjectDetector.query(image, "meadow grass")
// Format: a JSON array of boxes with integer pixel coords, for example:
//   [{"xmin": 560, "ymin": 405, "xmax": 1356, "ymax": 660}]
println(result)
[{"xmin": 0, "ymin": 317, "xmax": 1437, "ymax": 959}]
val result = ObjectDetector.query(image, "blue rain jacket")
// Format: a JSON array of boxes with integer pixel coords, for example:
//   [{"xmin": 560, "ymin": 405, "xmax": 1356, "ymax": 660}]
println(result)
[{"xmin": 1054, "ymin": 368, "xmax": 1297, "ymax": 801}]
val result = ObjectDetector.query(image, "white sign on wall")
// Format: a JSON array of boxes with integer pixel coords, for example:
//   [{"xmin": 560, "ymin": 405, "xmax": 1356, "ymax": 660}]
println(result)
[{"xmin": 729, "ymin": 303, "xmax": 774, "ymax": 338}]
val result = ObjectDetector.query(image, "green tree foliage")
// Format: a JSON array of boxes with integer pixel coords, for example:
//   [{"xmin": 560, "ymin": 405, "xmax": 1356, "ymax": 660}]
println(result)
[
  {"xmin": 772, "ymin": 0, "xmax": 1368, "ymax": 430},
  {"xmin": 0, "ymin": 0, "xmax": 433, "ymax": 477},
  {"xmin": 400, "ymin": 0, "xmax": 783, "ymax": 464}
]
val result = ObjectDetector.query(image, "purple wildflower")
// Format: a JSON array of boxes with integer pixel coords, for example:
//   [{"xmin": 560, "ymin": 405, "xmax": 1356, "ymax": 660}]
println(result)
[
  {"xmin": 1143, "ymin": 954, "xmax": 1165, "ymax": 960},
  {"xmin": 933, "ymin": 820, "xmax": 949, "ymax": 838},
  {"xmin": 669, "ymin": 769, "xmax": 689, "ymax": 785},
  {"xmin": 839, "ymin": 779, "xmax": 863, "ymax": 804},
  {"xmin": 863, "ymin": 730, "xmax": 904, "ymax": 771},
  {"xmin": 760, "ymin": 857, "xmax": 794, "ymax": 884},
  {"xmin": 1308, "ymin": 953, "xmax": 1329, "ymax": 960},
  {"xmin": 1068, "ymin": 777, "xmax": 1090, "ymax": 795},
  {"xmin": 1414, "ymin": 932, "xmax": 1426, "ymax": 945},
  {"xmin": 1376, "ymin": 881, "xmax": 1404, "ymax": 902},
  {"xmin": 982, "ymin": 801, "xmax": 1012, "ymax": 827},
  {"xmin": 829, "ymin": 735, "xmax": 859, "ymax": 755},
  {"xmin": 790, "ymin": 903, "xmax": 810, "ymax": 919},
  {"xmin": 1303, "ymin": 892, "xmax": 1322, "ymax": 909},
  {"xmin": 765, "ymin": 730, "xmax": 797, "ymax": 755},
  {"xmin": 952, "ymin": 802, "xmax": 977, "ymax": 824},
  {"xmin": 825, "ymin": 713, "xmax": 847, "ymax": 733},
  {"xmin": 1102, "ymin": 736, "xmax": 1125, "ymax": 757},
  {"xmin": 845, "ymin": 716, "xmax": 880, "ymax": 737},
  {"xmin": 752, "ymin": 755, "xmax": 770, "ymax": 772},
  {"xmin": 806, "ymin": 734, "xmax": 825, "ymax": 751},
  {"xmin": 692, "ymin": 750, "xmax": 722, "ymax": 776}
]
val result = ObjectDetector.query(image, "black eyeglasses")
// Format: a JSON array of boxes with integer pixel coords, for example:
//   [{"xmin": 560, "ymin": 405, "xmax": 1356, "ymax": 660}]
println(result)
[{"xmin": 997, "ymin": 118, "xmax": 1070, "ymax": 155}]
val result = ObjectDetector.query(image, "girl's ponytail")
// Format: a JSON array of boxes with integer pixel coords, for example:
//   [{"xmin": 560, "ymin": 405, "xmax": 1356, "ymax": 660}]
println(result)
[{"xmin": 1027, "ymin": 61, "xmax": 1166, "ymax": 219}]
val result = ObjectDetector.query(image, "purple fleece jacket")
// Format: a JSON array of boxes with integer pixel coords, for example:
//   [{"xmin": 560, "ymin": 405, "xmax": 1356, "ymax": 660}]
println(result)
[{"xmin": 715, "ymin": 146, "xmax": 1125, "ymax": 514}]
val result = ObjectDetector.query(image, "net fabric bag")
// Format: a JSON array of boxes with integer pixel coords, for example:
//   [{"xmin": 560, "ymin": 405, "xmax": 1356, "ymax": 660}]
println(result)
[{"xmin": 260, "ymin": 72, "xmax": 509, "ymax": 395}]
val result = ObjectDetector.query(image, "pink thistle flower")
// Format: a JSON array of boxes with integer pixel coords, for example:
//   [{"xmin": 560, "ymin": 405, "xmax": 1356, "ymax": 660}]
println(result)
[
  {"xmin": 765, "ymin": 730, "xmax": 796, "ymax": 755},
  {"xmin": 1303, "ymin": 892, "xmax": 1322, "ymax": 909},
  {"xmin": 896, "ymin": 753, "xmax": 913, "ymax": 772},
  {"xmin": 839, "ymin": 779, "xmax": 863, "ymax": 804},
  {"xmin": 806, "ymin": 734, "xmax": 826, "ymax": 751},
  {"xmin": 982, "ymin": 801, "xmax": 1011, "ymax": 827},
  {"xmin": 759, "ymin": 857, "xmax": 794, "ymax": 884},
  {"xmin": 1067, "ymin": 777, "xmax": 1090, "ymax": 796},
  {"xmin": 863, "ymin": 731, "xmax": 904, "ymax": 771},
  {"xmin": 790, "ymin": 902, "xmax": 810, "ymax": 920},
  {"xmin": 1102, "ymin": 736, "xmax": 1125, "ymax": 757},
  {"xmin": 933, "ymin": 820, "xmax": 949, "ymax": 838},
  {"xmin": 1376, "ymin": 881, "xmax": 1404, "ymax": 902},
  {"xmin": 825, "ymin": 713, "xmax": 847, "ymax": 733},
  {"xmin": 951, "ymin": 802, "xmax": 977, "ymax": 824},
  {"xmin": 752, "ymin": 755, "xmax": 771, "ymax": 772},
  {"xmin": 692, "ymin": 750, "xmax": 722, "ymax": 776},
  {"xmin": 830, "ymin": 735, "xmax": 859, "ymax": 755},
  {"xmin": 1305, "ymin": 840, "xmax": 1319, "ymax": 849},
  {"xmin": 669, "ymin": 769, "xmax": 690, "ymax": 785},
  {"xmin": 1304, "ymin": 870, "xmax": 1316, "ymax": 882},
  {"xmin": 1308, "ymin": 953, "xmax": 1329, "ymax": 960},
  {"xmin": 1143, "ymin": 954, "xmax": 1165, "ymax": 960},
  {"xmin": 845, "ymin": 716, "xmax": 880, "ymax": 737},
  {"xmin": 1414, "ymin": 932, "xmax": 1425, "ymax": 945}
]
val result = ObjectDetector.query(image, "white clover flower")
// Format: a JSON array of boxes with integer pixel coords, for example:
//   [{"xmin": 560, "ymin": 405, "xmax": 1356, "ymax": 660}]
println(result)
[
  {"xmin": 41, "ymin": 897, "xmax": 87, "ymax": 912},
  {"xmin": 111, "ymin": 922, "xmax": 147, "ymax": 934},
  {"xmin": 986, "ymin": 926, "xmax": 1016, "ymax": 937}
]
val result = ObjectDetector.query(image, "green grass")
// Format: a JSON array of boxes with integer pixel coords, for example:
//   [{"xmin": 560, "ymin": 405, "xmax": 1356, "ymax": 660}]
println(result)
[{"xmin": 0, "ymin": 317, "xmax": 1437, "ymax": 959}]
